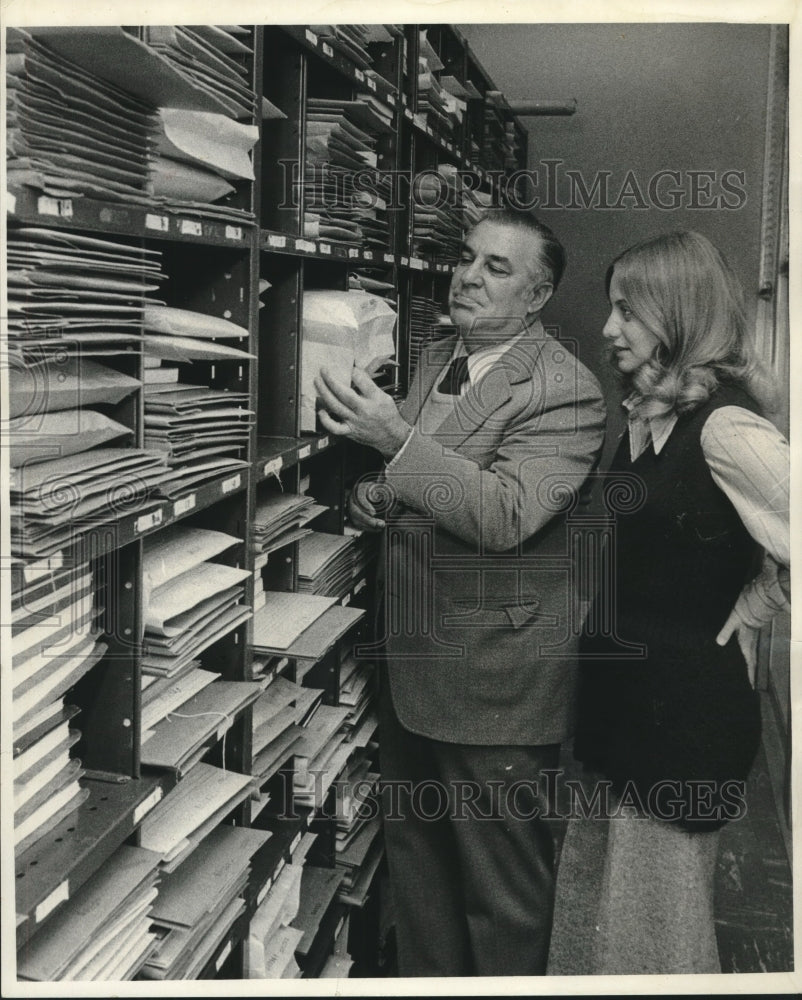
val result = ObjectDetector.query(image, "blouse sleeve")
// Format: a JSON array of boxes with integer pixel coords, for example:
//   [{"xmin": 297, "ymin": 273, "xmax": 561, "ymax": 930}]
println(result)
[{"xmin": 701, "ymin": 405, "xmax": 791, "ymax": 629}]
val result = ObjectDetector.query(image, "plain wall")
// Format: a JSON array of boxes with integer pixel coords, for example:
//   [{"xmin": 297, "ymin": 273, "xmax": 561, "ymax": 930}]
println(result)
[{"xmin": 457, "ymin": 22, "xmax": 772, "ymax": 450}]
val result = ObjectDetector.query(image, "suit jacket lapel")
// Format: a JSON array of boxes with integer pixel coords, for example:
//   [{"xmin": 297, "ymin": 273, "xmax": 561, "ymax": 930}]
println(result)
[{"xmin": 408, "ymin": 322, "xmax": 547, "ymax": 450}]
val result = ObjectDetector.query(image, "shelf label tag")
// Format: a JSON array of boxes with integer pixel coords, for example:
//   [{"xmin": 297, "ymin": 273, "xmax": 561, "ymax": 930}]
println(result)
[
  {"xmin": 134, "ymin": 786, "xmax": 163, "ymax": 825},
  {"xmin": 355, "ymin": 68, "xmax": 365, "ymax": 81},
  {"xmin": 267, "ymin": 233, "xmax": 287, "ymax": 248},
  {"xmin": 173, "ymin": 493, "xmax": 196, "ymax": 517},
  {"xmin": 388, "ymin": 93, "xmax": 396, "ymax": 106},
  {"xmin": 342, "ymin": 592, "xmax": 351, "ymax": 606},
  {"xmin": 400, "ymin": 255, "xmax": 409, "ymax": 265},
  {"xmin": 348, "ymin": 248, "xmax": 359, "ymax": 258},
  {"xmin": 180, "ymin": 218, "xmax": 203, "ymax": 236},
  {"xmin": 367, "ymin": 77, "xmax": 377, "ymax": 91},
  {"xmin": 383, "ymin": 252, "xmax": 394, "ymax": 263},
  {"xmin": 297, "ymin": 239, "xmax": 316, "ymax": 253},
  {"xmin": 297, "ymin": 445, "xmax": 312, "ymax": 460},
  {"xmin": 317, "ymin": 436, "xmax": 329, "ymax": 450},
  {"xmin": 322, "ymin": 41, "xmax": 334, "ymax": 57},
  {"xmin": 135, "ymin": 509, "xmax": 163, "ymax": 534},
  {"xmin": 35, "ymin": 881, "xmax": 69, "ymax": 923},
  {"xmin": 7, "ymin": 192, "xmax": 16, "ymax": 214},
  {"xmin": 305, "ymin": 28, "xmax": 318, "ymax": 45},
  {"xmin": 354, "ymin": 577, "xmax": 367, "ymax": 594},
  {"xmin": 146, "ymin": 213, "xmax": 169, "ymax": 232},
  {"xmin": 263, "ymin": 457, "xmax": 283, "ymax": 478},
  {"xmin": 410, "ymin": 257, "xmax": 424, "ymax": 270},
  {"xmin": 319, "ymin": 242, "xmax": 331, "ymax": 254},
  {"xmin": 363, "ymin": 250, "xmax": 373, "ymax": 260},
  {"xmin": 215, "ymin": 940, "xmax": 233, "ymax": 971},
  {"xmin": 225, "ymin": 225, "xmax": 243, "ymax": 241},
  {"xmin": 222, "ymin": 473, "xmax": 242, "ymax": 494},
  {"xmin": 37, "ymin": 196, "xmax": 73, "ymax": 218}
]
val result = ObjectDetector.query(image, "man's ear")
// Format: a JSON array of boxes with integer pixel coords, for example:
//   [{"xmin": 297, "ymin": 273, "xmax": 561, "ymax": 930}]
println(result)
[{"xmin": 527, "ymin": 282, "xmax": 554, "ymax": 317}]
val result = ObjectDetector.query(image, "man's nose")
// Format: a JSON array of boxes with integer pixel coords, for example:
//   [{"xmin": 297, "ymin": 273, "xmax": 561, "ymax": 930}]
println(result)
[{"xmin": 461, "ymin": 258, "xmax": 483, "ymax": 285}]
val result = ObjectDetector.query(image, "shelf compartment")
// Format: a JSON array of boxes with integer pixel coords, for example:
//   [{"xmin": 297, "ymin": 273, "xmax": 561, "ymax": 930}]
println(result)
[{"xmin": 15, "ymin": 773, "xmax": 174, "ymax": 949}]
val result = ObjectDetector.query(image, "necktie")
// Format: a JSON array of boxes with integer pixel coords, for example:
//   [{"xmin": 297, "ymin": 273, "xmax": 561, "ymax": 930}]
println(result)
[{"xmin": 437, "ymin": 355, "xmax": 470, "ymax": 395}]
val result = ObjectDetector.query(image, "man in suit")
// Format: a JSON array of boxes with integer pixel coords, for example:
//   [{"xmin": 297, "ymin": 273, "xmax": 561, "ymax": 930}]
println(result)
[{"xmin": 314, "ymin": 208, "xmax": 606, "ymax": 976}]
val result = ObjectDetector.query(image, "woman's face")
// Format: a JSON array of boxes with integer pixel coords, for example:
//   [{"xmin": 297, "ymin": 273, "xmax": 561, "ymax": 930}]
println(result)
[{"xmin": 602, "ymin": 269, "xmax": 662, "ymax": 374}]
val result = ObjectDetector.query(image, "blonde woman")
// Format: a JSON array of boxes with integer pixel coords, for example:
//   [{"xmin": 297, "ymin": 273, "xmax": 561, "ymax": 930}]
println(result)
[{"xmin": 572, "ymin": 230, "xmax": 790, "ymax": 974}]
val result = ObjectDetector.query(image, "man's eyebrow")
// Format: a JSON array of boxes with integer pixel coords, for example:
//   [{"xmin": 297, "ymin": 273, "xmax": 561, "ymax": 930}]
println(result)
[{"xmin": 458, "ymin": 243, "xmax": 511, "ymax": 266}]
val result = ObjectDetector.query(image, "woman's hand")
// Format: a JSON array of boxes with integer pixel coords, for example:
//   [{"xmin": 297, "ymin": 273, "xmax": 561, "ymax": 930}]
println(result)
[{"xmin": 716, "ymin": 613, "xmax": 760, "ymax": 688}]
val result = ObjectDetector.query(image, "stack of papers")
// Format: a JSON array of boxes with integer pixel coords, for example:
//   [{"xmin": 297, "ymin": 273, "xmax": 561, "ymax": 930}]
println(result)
[
  {"xmin": 336, "ymin": 817, "xmax": 384, "ymax": 907},
  {"xmin": 298, "ymin": 530, "xmax": 378, "ymax": 600},
  {"xmin": 297, "ymin": 532, "xmax": 357, "ymax": 597},
  {"xmin": 9, "ymin": 448, "xmax": 169, "ymax": 559},
  {"xmin": 143, "ymin": 26, "xmax": 255, "ymax": 120},
  {"xmin": 141, "ymin": 678, "xmax": 262, "ymax": 775},
  {"xmin": 292, "ymin": 703, "xmax": 352, "ymax": 808},
  {"xmin": 310, "ymin": 25, "xmax": 374, "ymax": 70},
  {"xmin": 17, "ymin": 845, "xmax": 161, "ymax": 981},
  {"xmin": 252, "ymin": 591, "xmax": 364, "ymax": 664},
  {"xmin": 245, "ymin": 862, "xmax": 306, "ymax": 979},
  {"xmin": 12, "ymin": 558, "xmax": 106, "ymax": 854},
  {"xmin": 305, "ymin": 98, "xmax": 393, "ymax": 251},
  {"xmin": 251, "ymin": 676, "xmax": 323, "ymax": 784},
  {"xmin": 142, "ymin": 526, "xmax": 252, "ymax": 678},
  {"xmin": 143, "ymin": 301, "xmax": 254, "ymax": 365},
  {"xmin": 338, "ymin": 653, "xmax": 377, "ymax": 739},
  {"xmin": 141, "ymin": 664, "xmax": 217, "ymax": 732},
  {"xmin": 139, "ymin": 762, "xmax": 256, "ymax": 872},
  {"xmin": 252, "ymin": 492, "xmax": 327, "ymax": 561},
  {"xmin": 149, "ymin": 107, "xmax": 259, "ymax": 211},
  {"xmin": 483, "ymin": 91, "xmax": 517, "ymax": 172},
  {"xmin": 7, "ymin": 227, "xmax": 164, "ymax": 348},
  {"xmin": 412, "ymin": 165, "xmax": 463, "ymax": 260},
  {"xmin": 290, "ymin": 865, "xmax": 345, "ymax": 966},
  {"xmin": 141, "ymin": 824, "xmax": 270, "ymax": 980},
  {"xmin": 7, "ymin": 28, "xmax": 156, "ymax": 204}
]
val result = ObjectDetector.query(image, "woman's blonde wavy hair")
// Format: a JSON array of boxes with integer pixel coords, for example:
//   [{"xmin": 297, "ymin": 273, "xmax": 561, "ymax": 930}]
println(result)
[{"xmin": 606, "ymin": 230, "xmax": 772, "ymax": 418}]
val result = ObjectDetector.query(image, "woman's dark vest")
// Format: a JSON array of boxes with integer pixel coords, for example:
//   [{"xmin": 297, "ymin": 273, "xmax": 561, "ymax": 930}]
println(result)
[{"xmin": 574, "ymin": 383, "xmax": 763, "ymax": 830}]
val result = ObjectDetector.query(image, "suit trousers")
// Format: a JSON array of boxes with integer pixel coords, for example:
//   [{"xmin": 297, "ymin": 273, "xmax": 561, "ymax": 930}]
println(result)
[{"xmin": 379, "ymin": 675, "xmax": 561, "ymax": 977}]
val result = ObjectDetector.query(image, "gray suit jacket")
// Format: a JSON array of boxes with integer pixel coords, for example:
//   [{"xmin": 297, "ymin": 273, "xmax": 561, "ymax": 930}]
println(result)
[{"xmin": 380, "ymin": 321, "xmax": 606, "ymax": 744}]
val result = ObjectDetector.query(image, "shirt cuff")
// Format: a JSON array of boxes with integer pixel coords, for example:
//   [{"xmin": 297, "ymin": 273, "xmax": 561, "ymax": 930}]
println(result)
[
  {"xmin": 729, "ymin": 555, "xmax": 791, "ymax": 630},
  {"xmin": 384, "ymin": 424, "xmax": 415, "ymax": 472}
]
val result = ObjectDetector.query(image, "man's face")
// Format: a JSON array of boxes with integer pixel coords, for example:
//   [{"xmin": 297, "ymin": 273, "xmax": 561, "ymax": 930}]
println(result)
[{"xmin": 448, "ymin": 220, "xmax": 548, "ymax": 352}]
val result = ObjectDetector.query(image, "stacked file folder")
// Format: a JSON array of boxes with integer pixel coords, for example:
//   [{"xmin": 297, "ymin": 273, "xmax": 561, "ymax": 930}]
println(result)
[
  {"xmin": 483, "ymin": 91, "xmax": 518, "ymax": 172},
  {"xmin": 412, "ymin": 166, "xmax": 463, "ymax": 261},
  {"xmin": 10, "ymin": 448, "xmax": 169, "ymax": 560},
  {"xmin": 138, "ymin": 762, "xmax": 257, "ymax": 872},
  {"xmin": 12, "ymin": 558, "xmax": 106, "ymax": 855},
  {"xmin": 17, "ymin": 845, "xmax": 161, "ymax": 981},
  {"xmin": 290, "ymin": 865, "xmax": 346, "ymax": 973},
  {"xmin": 141, "ymin": 824, "xmax": 270, "ymax": 980},
  {"xmin": 292, "ymin": 702, "xmax": 353, "ymax": 809},
  {"xmin": 7, "ymin": 28, "xmax": 156, "ymax": 204},
  {"xmin": 246, "ymin": 861, "xmax": 306, "ymax": 978},
  {"xmin": 252, "ymin": 492, "xmax": 327, "ymax": 562},
  {"xmin": 7, "ymin": 227, "xmax": 164, "ymax": 349},
  {"xmin": 305, "ymin": 98, "xmax": 394, "ymax": 251},
  {"xmin": 297, "ymin": 532, "xmax": 357, "ymax": 598},
  {"xmin": 141, "ymin": 676, "xmax": 262, "ymax": 775},
  {"xmin": 338, "ymin": 653, "xmax": 377, "ymax": 740},
  {"xmin": 252, "ymin": 591, "xmax": 364, "ymax": 669},
  {"xmin": 251, "ymin": 675, "xmax": 323, "ymax": 788},
  {"xmin": 141, "ymin": 526, "xmax": 252, "ymax": 679}
]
